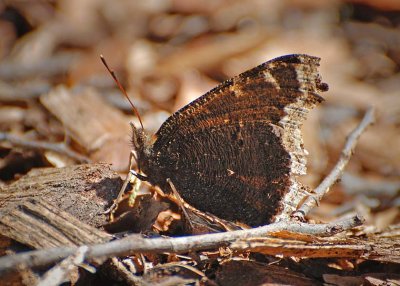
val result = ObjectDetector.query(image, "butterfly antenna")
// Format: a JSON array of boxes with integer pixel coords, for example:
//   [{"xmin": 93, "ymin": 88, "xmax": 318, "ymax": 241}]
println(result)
[{"xmin": 100, "ymin": 55, "xmax": 144, "ymax": 130}]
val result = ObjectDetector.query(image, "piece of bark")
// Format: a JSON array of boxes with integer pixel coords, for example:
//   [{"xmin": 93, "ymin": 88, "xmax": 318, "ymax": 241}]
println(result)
[
  {"xmin": 0, "ymin": 198, "xmax": 117, "ymax": 286},
  {"xmin": 0, "ymin": 163, "xmax": 122, "ymax": 228},
  {"xmin": 40, "ymin": 86, "xmax": 132, "ymax": 171},
  {"xmin": 0, "ymin": 198, "xmax": 111, "ymax": 249}
]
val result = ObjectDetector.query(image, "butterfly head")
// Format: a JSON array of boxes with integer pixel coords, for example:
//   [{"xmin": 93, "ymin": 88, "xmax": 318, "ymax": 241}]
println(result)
[
  {"xmin": 131, "ymin": 123, "xmax": 151, "ymax": 178},
  {"xmin": 130, "ymin": 122, "xmax": 151, "ymax": 154}
]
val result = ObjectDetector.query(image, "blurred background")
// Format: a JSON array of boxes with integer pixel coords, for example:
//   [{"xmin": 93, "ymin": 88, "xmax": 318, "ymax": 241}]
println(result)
[{"xmin": 0, "ymin": 0, "xmax": 399, "ymax": 226}]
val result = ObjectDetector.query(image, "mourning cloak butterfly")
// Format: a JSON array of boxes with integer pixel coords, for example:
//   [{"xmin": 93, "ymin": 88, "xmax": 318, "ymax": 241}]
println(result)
[{"xmin": 131, "ymin": 54, "xmax": 328, "ymax": 227}]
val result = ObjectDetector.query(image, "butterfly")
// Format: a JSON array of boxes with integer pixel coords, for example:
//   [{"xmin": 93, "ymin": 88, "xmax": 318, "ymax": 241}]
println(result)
[{"xmin": 130, "ymin": 54, "xmax": 328, "ymax": 227}]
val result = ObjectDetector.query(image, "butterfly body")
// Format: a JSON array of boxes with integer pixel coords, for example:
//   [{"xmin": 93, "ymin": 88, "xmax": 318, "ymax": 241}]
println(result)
[{"xmin": 132, "ymin": 54, "xmax": 328, "ymax": 227}]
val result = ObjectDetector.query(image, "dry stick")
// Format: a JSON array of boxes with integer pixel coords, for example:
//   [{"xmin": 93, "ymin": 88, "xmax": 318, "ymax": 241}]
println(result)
[
  {"xmin": 0, "ymin": 53, "xmax": 77, "ymax": 80},
  {"xmin": 0, "ymin": 80, "xmax": 51, "ymax": 101},
  {"xmin": 294, "ymin": 107, "xmax": 376, "ymax": 220},
  {"xmin": 36, "ymin": 246, "xmax": 88, "ymax": 286},
  {"xmin": 0, "ymin": 132, "xmax": 90, "ymax": 163},
  {"xmin": 0, "ymin": 215, "xmax": 363, "ymax": 274},
  {"xmin": 108, "ymin": 257, "xmax": 147, "ymax": 286}
]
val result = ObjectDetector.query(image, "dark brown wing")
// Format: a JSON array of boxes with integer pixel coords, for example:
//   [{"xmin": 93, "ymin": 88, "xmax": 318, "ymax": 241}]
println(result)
[{"xmin": 146, "ymin": 54, "xmax": 328, "ymax": 226}]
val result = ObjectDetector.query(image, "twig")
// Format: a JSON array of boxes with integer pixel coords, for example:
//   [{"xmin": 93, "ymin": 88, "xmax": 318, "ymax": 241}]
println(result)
[
  {"xmin": 36, "ymin": 246, "xmax": 88, "ymax": 286},
  {"xmin": 0, "ymin": 132, "xmax": 90, "ymax": 163},
  {"xmin": 108, "ymin": 257, "xmax": 147, "ymax": 286},
  {"xmin": 293, "ymin": 107, "xmax": 375, "ymax": 220},
  {"xmin": 0, "ymin": 53, "xmax": 78, "ymax": 80},
  {"xmin": 0, "ymin": 80, "xmax": 51, "ymax": 101},
  {"xmin": 0, "ymin": 215, "xmax": 363, "ymax": 274}
]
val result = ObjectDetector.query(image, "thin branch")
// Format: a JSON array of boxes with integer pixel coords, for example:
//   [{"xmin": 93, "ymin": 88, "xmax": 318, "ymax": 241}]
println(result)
[
  {"xmin": 0, "ymin": 53, "xmax": 78, "ymax": 80},
  {"xmin": 294, "ymin": 107, "xmax": 375, "ymax": 220},
  {"xmin": 108, "ymin": 257, "xmax": 147, "ymax": 286},
  {"xmin": 36, "ymin": 246, "xmax": 88, "ymax": 286},
  {"xmin": 0, "ymin": 132, "xmax": 90, "ymax": 163},
  {"xmin": 0, "ymin": 80, "xmax": 51, "ymax": 101},
  {"xmin": 0, "ymin": 215, "xmax": 363, "ymax": 274}
]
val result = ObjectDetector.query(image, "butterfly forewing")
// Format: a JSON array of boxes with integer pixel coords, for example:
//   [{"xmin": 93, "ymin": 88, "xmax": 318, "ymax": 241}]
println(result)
[{"xmin": 140, "ymin": 54, "xmax": 328, "ymax": 226}]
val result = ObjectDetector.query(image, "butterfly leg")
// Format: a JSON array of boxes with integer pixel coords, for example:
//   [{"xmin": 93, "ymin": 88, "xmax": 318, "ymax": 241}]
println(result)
[
  {"xmin": 103, "ymin": 151, "xmax": 145, "ymax": 220},
  {"xmin": 166, "ymin": 178, "xmax": 195, "ymax": 231}
]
